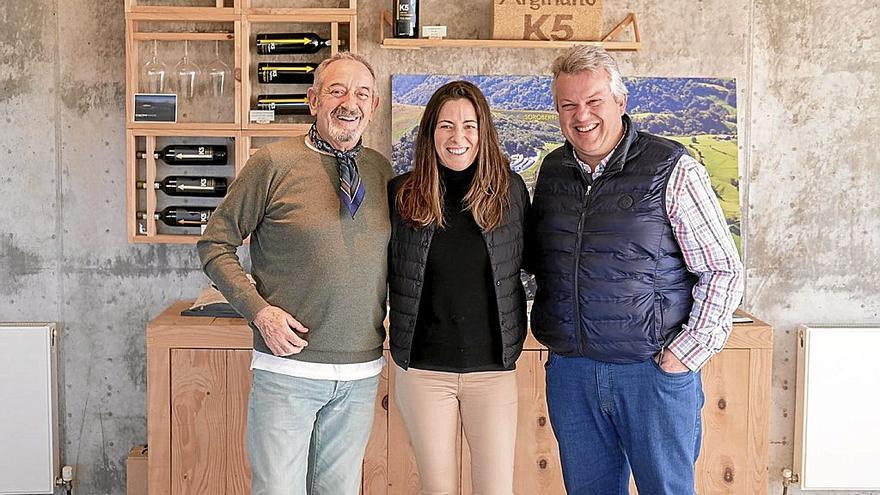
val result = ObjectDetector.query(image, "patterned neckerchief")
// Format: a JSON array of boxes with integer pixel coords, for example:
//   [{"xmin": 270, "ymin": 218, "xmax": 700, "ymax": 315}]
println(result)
[{"xmin": 308, "ymin": 123, "xmax": 365, "ymax": 218}]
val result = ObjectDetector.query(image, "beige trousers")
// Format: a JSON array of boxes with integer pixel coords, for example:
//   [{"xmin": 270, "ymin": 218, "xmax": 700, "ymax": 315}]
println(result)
[{"xmin": 393, "ymin": 366, "xmax": 518, "ymax": 495}]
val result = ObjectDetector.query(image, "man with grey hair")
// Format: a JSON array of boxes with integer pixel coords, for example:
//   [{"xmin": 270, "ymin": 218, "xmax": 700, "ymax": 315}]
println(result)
[
  {"xmin": 198, "ymin": 51, "xmax": 391, "ymax": 494},
  {"xmin": 526, "ymin": 45, "xmax": 743, "ymax": 493}
]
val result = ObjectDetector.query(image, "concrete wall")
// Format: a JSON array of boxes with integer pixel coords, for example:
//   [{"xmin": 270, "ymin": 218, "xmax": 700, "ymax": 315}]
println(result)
[{"xmin": 1, "ymin": 0, "xmax": 877, "ymax": 493}]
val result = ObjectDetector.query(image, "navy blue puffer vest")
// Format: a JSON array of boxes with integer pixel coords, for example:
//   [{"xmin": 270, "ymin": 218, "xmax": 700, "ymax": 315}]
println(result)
[{"xmin": 528, "ymin": 116, "xmax": 697, "ymax": 363}]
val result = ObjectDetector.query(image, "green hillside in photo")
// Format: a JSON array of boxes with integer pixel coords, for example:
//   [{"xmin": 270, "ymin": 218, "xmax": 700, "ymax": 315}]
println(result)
[{"xmin": 391, "ymin": 75, "xmax": 741, "ymax": 254}]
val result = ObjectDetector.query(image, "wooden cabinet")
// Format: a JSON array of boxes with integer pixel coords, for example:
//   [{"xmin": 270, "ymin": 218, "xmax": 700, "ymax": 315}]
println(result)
[
  {"xmin": 695, "ymin": 321, "xmax": 773, "ymax": 494},
  {"xmin": 146, "ymin": 302, "xmax": 771, "ymax": 494},
  {"xmin": 147, "ymin": 308, "xmax": 254, "ymax": 494}
]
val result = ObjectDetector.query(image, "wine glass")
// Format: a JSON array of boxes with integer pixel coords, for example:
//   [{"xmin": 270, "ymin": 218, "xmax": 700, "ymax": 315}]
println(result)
[
  {"xmin": 205, "ymin": 40, "xmax": 232, "ymax": 98},
  {"xmin": 174, "ymin": 40, "xmax": 201, "ymax": 100},
  {"xmin": 141, "ymin": 40, "xmax": 167, "ymax": 93}
]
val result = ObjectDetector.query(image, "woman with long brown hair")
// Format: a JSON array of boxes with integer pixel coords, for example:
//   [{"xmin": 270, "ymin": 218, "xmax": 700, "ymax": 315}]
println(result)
[{"xmin": 387, "ymin": 80, "xmax": 529, "ymax": 494}]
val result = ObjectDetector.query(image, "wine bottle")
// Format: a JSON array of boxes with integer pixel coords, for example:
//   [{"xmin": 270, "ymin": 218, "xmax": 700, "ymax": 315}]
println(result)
[
  {"xmin": 256, "ymin": 94, "xmax": 311, "ymax": 115},
  {"xmin": 257, "ymin": 63, "xmax": 318, "ymax": 84},
  {"xmin": 138, "ymin": 206, "xmax": 215, "ymax": 227},
  {"xmin": 255, "ymin": 33, "xmax": 343, "ymax": 55},
  {"xmin": 137, "ymin": 145, "xmax": 229, "ymax": 165},
  {"xmin": 394, "ymin": 0, "xmax": 419, "ymax": 38},
  {"xmin": 136, "ymin": 176, "xmax": 229, "ymax": 197}
]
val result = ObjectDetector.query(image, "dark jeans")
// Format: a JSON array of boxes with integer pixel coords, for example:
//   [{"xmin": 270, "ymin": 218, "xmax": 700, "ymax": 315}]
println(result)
[{"xmin": 546, "ymin": 353, "xmax": 704, "ymax": 495}]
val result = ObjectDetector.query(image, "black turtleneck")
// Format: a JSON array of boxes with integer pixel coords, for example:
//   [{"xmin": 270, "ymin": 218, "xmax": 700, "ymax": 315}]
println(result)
[{"xmin": 409, "ymin": 164, "xmax": 506, "ymax": 372}]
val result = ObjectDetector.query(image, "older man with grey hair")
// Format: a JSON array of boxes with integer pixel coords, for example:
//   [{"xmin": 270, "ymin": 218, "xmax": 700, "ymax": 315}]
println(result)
[
  {"xmin": 526, "ymin": 46, "xmax": 743, "ymax": 494},
  {"xmin": 198, "ymin": 51, "xmax": 391, "ymax": 495}
]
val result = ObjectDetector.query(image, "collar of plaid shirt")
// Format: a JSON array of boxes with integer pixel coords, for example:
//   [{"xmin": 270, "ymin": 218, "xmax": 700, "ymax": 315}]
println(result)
[{"xmin": 573, "ymin": 119, "xmax": 630, "ymax": 183}]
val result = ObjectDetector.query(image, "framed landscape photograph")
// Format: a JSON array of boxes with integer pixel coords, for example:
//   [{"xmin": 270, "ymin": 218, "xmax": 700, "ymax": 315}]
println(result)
[{"xmin": 391, "ymin": 74, "xmax": 742, "ymax": 253}]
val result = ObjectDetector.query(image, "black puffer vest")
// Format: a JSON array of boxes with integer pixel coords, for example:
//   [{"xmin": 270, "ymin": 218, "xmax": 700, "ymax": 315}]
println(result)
[
  {"xmin": 528, "ymin": 116, "xmax": 697, "ymax": 363},
  {"xmin": 388, "ymin": 170, "xmax": 530, "ymax": 369}
]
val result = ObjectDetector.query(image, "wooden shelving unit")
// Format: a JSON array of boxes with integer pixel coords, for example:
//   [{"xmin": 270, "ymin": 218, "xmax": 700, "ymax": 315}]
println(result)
[
  {"xmin": 379, "ymin": 10, "xmax": 641, "ymax": 51},
  {"xmin": 123, "ymin": 0, "xmax": 357, "ymax": 244},
  {"xmin": 240, "ymin": 11, "xmax": 354, "ymax": 131},
  {"xmin": 124, "ymin": 0, "xmax": 239, "ymax": 15},
  {"xmin": 125, "ymin": 129, "xmax": 241, "ymax": 244}
]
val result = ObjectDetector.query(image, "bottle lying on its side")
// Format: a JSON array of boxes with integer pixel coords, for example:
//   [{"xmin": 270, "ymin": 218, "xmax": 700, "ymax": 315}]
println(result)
[
  {"xmin": 137, "ymin": 206, "xmax": 215, "ymax": 227},
  {"xmin": 256, "ymin": 33, "xmax": 342, "ymax": 54},
  {"xmin": 137, "ymin": 145, "xmax": 229, "ymax": 166},
  {"xmin": 256, "ymin": 94, "xmax": 311, "ymax": 115},
  {"xmin": 137, "ymin": 176, "xmax": 229, "ymax": 198},
  {"xmin": 257, "ymin": 62, "xmax": 318, "ymax": 84}
]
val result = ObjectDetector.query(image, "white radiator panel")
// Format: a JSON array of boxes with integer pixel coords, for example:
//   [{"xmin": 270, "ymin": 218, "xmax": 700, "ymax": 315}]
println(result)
[
  {"xmin": 794, "ymin": 325, "xmax": 880, "ymax": 490},
  {"xmin": 0, "ymin": 323, "xmax": 59, "ymax": 495}
]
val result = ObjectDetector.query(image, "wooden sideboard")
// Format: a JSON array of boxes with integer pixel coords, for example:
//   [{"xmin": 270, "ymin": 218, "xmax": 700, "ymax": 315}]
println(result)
[{"xmin": 146, "ymin": 301, "xmax": 772, "ymax": 494}]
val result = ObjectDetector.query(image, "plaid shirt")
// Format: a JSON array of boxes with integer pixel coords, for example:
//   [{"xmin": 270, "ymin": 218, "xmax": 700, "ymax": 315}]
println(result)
[{"xmin": 576, "ymin": 148, "xmax": 744, "ymax": 371}]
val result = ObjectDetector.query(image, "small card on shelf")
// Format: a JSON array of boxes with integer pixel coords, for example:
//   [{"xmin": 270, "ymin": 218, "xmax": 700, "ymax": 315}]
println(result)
[
  {"xmin": 134, "ymin": 93, "xmax": 177, "ymax": 123},
  {"xmin": 250, "ymin": 109, "xmax": 275, "ymax": 124},
  {"xmin": 421, "ymin": 26, "xmax": 447, "ymax": 39}
]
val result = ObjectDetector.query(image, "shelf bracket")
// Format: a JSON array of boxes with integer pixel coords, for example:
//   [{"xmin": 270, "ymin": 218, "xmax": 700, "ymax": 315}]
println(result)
[
  {"xmin": 601, "ymin": 12, "xmax": 640, "ymax": 44},
  {"xmin": 379, "ymin": 9, "xmax": 393, "ymax": 44}
]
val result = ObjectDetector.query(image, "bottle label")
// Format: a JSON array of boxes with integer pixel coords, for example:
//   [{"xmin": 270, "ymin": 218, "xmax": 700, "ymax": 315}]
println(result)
[
  {"xmin": 174, "ymin": 146, "xmax": 213, "ymax": 161},
  {"xmin": 255, "ymin": 34, "xmax": 331, "ymax": 54},
  {"xmin": 258, "ymin": 64, "xmax": 316, "ymax": 84},
  {"xmin": 177, "ymin": 178, "xmax": 215, "ymax": 192},
  {"xmin": 395, "ymin": 0, "xmax": 418, "ymax": 36},
  {"xmin": 177, "ymin": 209, "xmax": 214, "ymax": 226},
  {"xmin": 260, "ymin": 65, "xmax": 315, "ymax": 73},
  {"xmin": 397, "ymin": 0, "xmax": 413, "ymax": 19}
]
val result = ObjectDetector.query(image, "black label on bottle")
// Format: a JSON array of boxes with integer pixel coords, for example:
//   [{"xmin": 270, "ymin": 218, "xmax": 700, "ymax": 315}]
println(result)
[{"xmin": 394, "ymin": 0, "xmax": 418, "ymax": 37}]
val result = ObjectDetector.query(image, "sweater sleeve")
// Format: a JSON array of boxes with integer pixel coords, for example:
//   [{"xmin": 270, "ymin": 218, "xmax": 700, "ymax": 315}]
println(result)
[{"xmin": 196, "ymin": 148, "xmax": 277, "ymax": 322}]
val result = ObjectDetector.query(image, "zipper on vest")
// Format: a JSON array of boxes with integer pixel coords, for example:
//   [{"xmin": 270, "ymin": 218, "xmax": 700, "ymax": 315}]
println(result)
[
  {"xmin": 482, "ymin": 229, "xmax": 507, "ymax": 367},
  {"xmin": 572, "ymin": 184, "xmax": 591, "ymax": 355}
]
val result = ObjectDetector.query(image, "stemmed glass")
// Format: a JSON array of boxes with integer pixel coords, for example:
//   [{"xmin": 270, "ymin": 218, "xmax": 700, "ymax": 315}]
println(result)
[
  {"xmin": 205, "ymin": 40, "xmax": 232, "ymax": 98},
  {"xmin": 141, "ymin": 40, "xmax": 167, "ymax": 93},
  {"xmin": 174, "ymin": 40, "xmax": 201, "ymax": 100}
]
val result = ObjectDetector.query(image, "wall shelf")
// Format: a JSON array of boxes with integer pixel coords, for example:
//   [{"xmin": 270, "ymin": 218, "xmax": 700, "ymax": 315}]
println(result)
[
  {"xmin": 132, "ymin": 32, "xmax": 235, "ymax": 42},
  {"xmin": 127, "ymin": 11, "xmax": 239, "ymax": 22},
  {"xmin": 131, "ymin": 234, "xmax": 202, "ymax": 244},
  {"xmin": 245, "ymin": 12, "xmax": 355, "ymax": 23},
  {"xmin": 245, "ymin": 8, "xmax": 356, "ymax": 16},
  {"xmin": 381, "ymin": 38, "xmax": 640, "ymax": 51},
  {"xmin": 379, "ymin": 10, "xmax": 641, "ymax": 51}
]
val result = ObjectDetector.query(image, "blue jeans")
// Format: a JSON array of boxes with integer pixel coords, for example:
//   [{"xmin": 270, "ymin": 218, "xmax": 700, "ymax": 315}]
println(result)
[
  {"xmin": 545, "ymin": 353, "xmax": 704, "ymax": 495},
  {"xmin": 247, "ymin": 369, "xmax": 379, "ymax": 495}
]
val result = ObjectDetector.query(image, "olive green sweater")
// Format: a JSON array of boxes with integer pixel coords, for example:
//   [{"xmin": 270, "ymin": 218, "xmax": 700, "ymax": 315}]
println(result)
[{"xmin": 197, "ymin": 136, "xmax": 393, "ymax": 364}]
